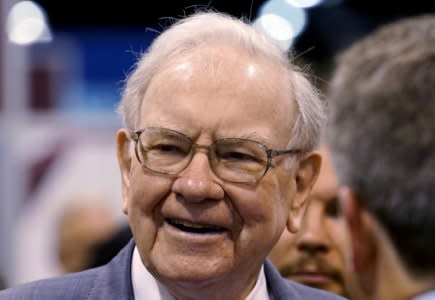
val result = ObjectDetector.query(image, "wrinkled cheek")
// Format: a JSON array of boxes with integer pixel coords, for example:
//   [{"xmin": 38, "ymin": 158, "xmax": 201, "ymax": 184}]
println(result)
[
  {"xmin": 128, "ymin": 168, "xmax": 172, "ymax": 215},
  {"xmin": 277, "ymin": 176, "xmax": 296, "ymax": 217},
  {"xmin": 240, "ymin": 193, "xmax": 282, "ymax": 259},
  {"xmin": 127, "ymin": 172, "xmax": 172, "ymax": 261},
  {"xmin": 260, "ymin": 178, "xmax": 293, "ymax": 242},
  {"xmin": 125, "ymin": 195, "xmax": 150, "ymax": 236},
  {"xmin": 256, "ymin": 180, "xmax": 283, "ymax": 221},
  {"xmin": 132, "ymin": 214, "xmax": 158, "ymax": 266}
]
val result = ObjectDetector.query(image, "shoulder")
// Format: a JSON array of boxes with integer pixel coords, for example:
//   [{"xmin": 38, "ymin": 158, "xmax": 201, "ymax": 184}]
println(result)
[
  {"xmin": 264, "ymin": 259, "xmax": 347, "ymax": 300},
  {"xmin": 0, "ymin": 268, "xmax": 101, "ymax": 300},
  {"xmin": 0, "ymin": 239, "xmax": 136, "ymax": 300}
]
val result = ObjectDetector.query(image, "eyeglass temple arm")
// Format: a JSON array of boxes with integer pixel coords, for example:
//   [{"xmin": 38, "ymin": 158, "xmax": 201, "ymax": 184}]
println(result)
[
  {"xmin": 131, "ymin": 130, "xmax": 143, "ymax": 142},
  {"xmin": 268, "ymin": 149, "xmax": 303, "ymax": 159}
]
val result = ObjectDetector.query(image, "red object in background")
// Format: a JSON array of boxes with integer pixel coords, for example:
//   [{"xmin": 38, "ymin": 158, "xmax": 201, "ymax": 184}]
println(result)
[
  {"xmin": 30, "ymin": 67, "xmax": 55, "ymax": 110},
  {"xmin": 26, "ymin": 141, "xmax": 66, "ymax": 202}
]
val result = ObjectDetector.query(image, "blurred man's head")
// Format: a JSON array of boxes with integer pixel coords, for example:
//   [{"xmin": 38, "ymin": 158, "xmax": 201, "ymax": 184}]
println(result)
[
  {"xmin": 327, "ymin": 15, "xmax": 435, "ymax": 300},
  {"xmin": 57, "ymin": 199, "xmax": 118, "ymax": 273},
  {"xmin": 269, "ymin": 146, "xmax": 349, "ymax": 297}
]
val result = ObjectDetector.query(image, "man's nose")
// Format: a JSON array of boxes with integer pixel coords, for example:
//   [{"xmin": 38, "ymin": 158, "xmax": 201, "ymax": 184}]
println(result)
[
  {"xmin": 172, "ymin": 152, "xmax": 224, "ymax": 202},
  {"xmin": 296, "ymin": 205, "xmax": 330, "ymax": 255}
]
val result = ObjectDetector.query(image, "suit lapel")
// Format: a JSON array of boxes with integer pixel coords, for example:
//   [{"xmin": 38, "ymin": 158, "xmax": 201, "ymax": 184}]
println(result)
[{"xmin": 87, "ymin": 239, "xmax": 136, "ymax": 300}]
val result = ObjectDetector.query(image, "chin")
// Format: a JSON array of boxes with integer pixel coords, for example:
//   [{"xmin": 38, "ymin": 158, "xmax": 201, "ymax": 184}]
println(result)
[{"xmin": 151, "ymin": 256, "xmax": 233, "ymax": 282}]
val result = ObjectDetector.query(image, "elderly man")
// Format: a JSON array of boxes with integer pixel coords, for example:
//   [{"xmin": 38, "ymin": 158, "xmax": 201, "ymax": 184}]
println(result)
[
  {"xmin": 326, "ymin": 15, "xmax": 435, "ymax": 300},
  {"xmin": 0, "ymin": 11, "xmax": 345, "ymax": 300},
  {"xmin": 269, "ymin": 146, "xmax": 351, "ymax": 298}
]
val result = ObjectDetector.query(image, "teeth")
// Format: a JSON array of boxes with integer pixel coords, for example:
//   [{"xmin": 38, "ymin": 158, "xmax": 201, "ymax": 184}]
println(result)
[
  {"xmin": 167, "ymin": 218, "xmax": 225, "ymax": 233},
  {"xmin": 172, "ymin": 219, "xmax": 215, "ymax": 229}
]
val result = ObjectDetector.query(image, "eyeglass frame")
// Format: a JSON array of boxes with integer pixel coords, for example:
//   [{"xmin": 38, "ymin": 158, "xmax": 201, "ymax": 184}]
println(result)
[{"xmin": 130, "ymin": 127, "xmax": 303, "ymax": 184}]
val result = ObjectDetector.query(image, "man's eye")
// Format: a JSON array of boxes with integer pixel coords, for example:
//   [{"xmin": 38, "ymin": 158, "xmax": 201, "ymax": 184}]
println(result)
[
  {"xmin": 221, "ymin": 151, "xmax": 258, "ymax": 162},
  {"xmin": 155, "ymin": 144, "xmax": 178, "ymax": 151},
  {"xmin": 150, "ymin": 144, "xmax": 187, "ymax": 155},
  {"xmin": 325, "ymin": 197, "xmax": 341, "ymax": 218}
]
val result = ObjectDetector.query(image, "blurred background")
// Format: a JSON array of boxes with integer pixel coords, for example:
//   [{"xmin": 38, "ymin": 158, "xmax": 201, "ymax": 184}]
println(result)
[{"xmin": 0, "ymin": 0, "xmax": 433, "ymax": 288}]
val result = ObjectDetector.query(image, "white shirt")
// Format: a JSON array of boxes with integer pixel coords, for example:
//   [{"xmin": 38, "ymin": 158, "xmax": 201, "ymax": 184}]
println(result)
[
  {"xmin": 414, "ymin": 290, "xmax": 435, "ymax": 300},
  {"xmin": 131, "ymin": 246, "xmax": 270, "ymax": 300}
]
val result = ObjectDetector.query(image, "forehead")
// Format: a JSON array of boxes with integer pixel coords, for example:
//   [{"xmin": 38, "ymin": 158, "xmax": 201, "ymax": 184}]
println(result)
[
  {"xmin": 140, "ymin": 45, "xmax": 296, "ymax": 145},
  {"xmin": 150, "ymin": 45, "xmax": 291, "ymax": 99}
]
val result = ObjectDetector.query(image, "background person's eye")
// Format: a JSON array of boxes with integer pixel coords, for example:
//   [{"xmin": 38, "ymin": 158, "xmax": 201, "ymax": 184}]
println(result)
[{"xmin": 325, "ymin": 197, "xmax": 341, "ymax": 218}]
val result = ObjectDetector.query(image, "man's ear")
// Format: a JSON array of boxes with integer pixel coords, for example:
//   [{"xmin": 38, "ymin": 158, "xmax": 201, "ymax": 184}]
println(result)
[
  {"xmin": 117, "ymin": 129, "xmax": 132, "ymax": 215},
  {"xmin": 340, "ymin": 186, "xmax": 377, "ymax": 295},
  {"xmin": 287, "ymin": 152, "xmax": 321, "ymax": 233}
]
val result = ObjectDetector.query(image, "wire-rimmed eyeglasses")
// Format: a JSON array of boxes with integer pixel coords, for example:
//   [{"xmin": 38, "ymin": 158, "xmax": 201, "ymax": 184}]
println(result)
[{"xmin": 131, "ymin": 127, "xmax": 302, "ymax": 184}]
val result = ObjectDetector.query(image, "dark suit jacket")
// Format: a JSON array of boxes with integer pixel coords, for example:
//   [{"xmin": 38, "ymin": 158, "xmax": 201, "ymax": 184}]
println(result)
[{"xmin": 0, "ymin": 239, "xmax": 346, "ymax": 300}]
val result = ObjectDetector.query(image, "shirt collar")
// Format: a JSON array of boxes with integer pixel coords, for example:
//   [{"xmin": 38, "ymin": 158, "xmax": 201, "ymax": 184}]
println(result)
[{"xmin": 131, "ymin": 246, "xmax": 270, "ymax": 300}]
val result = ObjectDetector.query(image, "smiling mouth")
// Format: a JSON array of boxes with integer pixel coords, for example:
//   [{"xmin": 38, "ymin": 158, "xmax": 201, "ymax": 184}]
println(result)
[{"xmin": 166, "ymin": 218, "xmax": 226, "ymax": 234}]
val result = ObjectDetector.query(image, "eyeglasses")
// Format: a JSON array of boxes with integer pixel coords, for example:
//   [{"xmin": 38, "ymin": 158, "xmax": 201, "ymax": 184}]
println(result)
[{"xmin": 131, "ymin": 127, "xmax": 302, "ymax": 184}]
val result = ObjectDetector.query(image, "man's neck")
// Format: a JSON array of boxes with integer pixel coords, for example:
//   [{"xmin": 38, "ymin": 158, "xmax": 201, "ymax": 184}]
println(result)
[{"xmin": 131, "ymin": 246, "xmax": 268, "ymax": 300}]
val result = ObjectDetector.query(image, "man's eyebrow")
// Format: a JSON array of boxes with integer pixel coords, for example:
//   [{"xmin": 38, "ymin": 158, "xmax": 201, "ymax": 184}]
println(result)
[{"xmin": 225, "ymin": 132, "xmax": 270, "ymax": 145}]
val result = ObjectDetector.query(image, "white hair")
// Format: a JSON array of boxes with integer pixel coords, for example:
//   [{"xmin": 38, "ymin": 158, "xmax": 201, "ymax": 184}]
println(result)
[{"xmin": 118, "ymin": 11, "xmax": 325, "ymax": 151}]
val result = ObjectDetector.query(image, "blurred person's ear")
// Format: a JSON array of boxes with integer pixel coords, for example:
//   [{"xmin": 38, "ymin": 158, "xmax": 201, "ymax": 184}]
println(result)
[
  {"xmin": 287, "ymin": 152, "xmax": 321, "ymax": 233},
  {"xmin": 117, "ymin": 129, "xmax": 132, "ymax": 215},
  {"xmin": 340, "ymin": 186, "xmax": 377, "ymax": 297}
]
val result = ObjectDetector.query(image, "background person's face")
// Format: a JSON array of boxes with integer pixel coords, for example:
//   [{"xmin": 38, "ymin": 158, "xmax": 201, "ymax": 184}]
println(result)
[
  {"xmin": 57, "ymin": 200, "xmax": 117, "ymax": 273},
  {"xmin": 117, "ymin": 45, "xmax": 310, "ymax": 293},
  {"xmin": 269, "ymin": 147, "xmax": 350, "ymax": 297}
]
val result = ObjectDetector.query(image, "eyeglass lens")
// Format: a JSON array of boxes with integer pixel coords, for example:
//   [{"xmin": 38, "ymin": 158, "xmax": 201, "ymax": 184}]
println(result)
[{"xmin": 135, "ymin": 128, "xmax": 269, "ymax": 183}]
